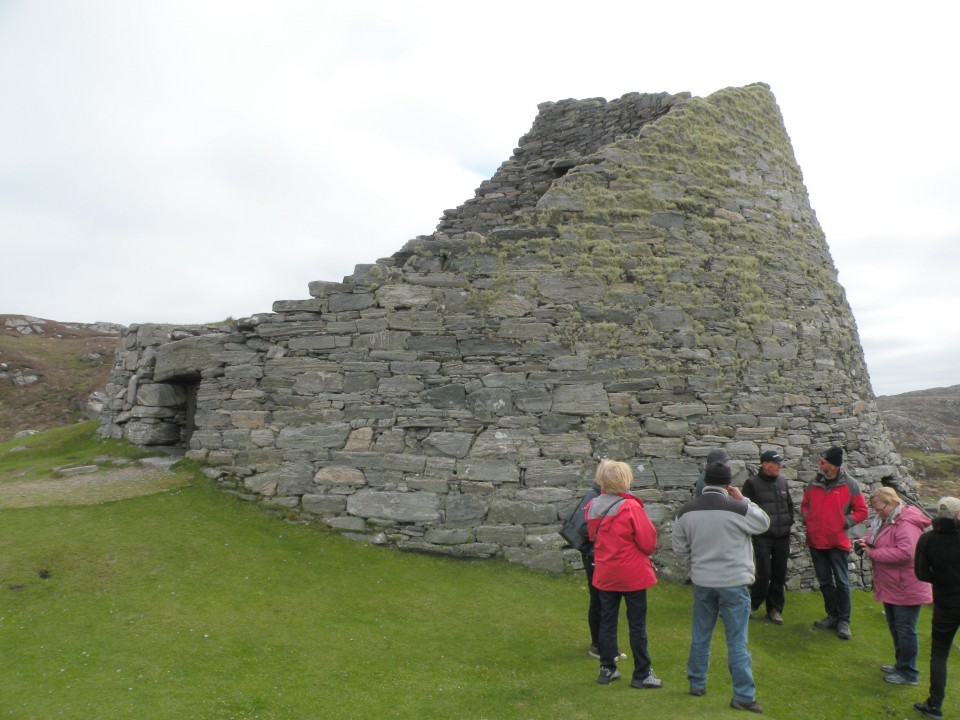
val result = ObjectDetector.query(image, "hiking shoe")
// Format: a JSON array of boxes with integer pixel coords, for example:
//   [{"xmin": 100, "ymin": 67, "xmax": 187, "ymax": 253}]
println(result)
[
  {"xmin": 689, "ymin": 686, "xmax": 707, "ymax": 696},
  {"xmin": 597, "ymin": 667, "xmax": 621, "ymax": 685},
  {"xmin": 631, "ymin": 670, "xmax": 662, "ymax": 689},
  {"xmin": 814, "ymin": 616, "xmax": 838, "ymax": 630},
  {"xmin": 767, "ymin": 610, "xmax": 783, "ymax": 625},
  {"xmin": 914, "ymin": 701, "xmax": 943, "ymax": 719},
  {"xmin": 730, "ymin": 699, "xmax": 764, "ymax": 713},
  {"xmin": 884, "ymin": 673, "xmax": 918, "ymax": 685},
  {"xmin": 836, "ymin": 621, "xmax": 851, "ymax": 640},
  {"xmin": 880, "ymin": 664, "xmax": 896, "ymax": 674}
]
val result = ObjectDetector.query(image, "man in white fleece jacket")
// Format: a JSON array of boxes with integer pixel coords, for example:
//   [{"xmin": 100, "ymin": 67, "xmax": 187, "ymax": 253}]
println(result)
[{"xmin": 672, "ymin": 461, "xmax": 770, "ymax": 714}]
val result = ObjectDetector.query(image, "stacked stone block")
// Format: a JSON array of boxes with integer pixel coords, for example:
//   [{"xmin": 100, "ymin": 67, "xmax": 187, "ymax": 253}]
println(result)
[{"xmin": 98, "ymin": 84, "xmax": 911, "ymax": 586}]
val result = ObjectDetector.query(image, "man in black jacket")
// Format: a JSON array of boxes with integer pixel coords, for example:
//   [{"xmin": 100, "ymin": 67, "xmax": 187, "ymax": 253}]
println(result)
[
  {"xmin": 912, "ymin": 496, "xmax": 960, "ymax": 720},
  {"xmin": 742, "ymin": 450, "xmax": 794, "ymax": 625}
]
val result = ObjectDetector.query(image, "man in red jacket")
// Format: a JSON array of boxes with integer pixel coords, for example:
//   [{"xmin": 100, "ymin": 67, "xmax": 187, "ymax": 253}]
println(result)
[{"xmin": 801, "ymin": 446, "xmax": 868, "ymax": 640}]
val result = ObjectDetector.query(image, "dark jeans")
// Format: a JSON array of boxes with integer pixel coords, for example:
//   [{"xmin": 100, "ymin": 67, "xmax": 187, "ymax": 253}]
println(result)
[
  {"xmin": 750, "ymin": 535, "xmax": 789, "ymax": 613},
  {"xmin": 598, "ymin": 589, "xmax": 650, "ymax": 680},
  {"xmin": 927, "ymin": 605, "xmax": 960, "ymax": 708},
  {"xmin": 809, "ymin": 547, "xmax": 851, "ymax": 622},
  {"xmin": 883, "ymin": 603, "xmax": 921, "ymax": 682},
  {"xmin": 581, "ymin": 551, "xmax": 601, "ymax": 646}
]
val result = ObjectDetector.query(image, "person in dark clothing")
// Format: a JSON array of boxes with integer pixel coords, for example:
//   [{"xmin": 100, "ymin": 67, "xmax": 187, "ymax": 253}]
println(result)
[
  {"xmin": 912, "ymin": 496, "xmax": 960, "ymax": 720},
  {"xmin": 742, "ymin": 450, "xmax": 794, "ymax": 625},
  {"xmin": 566, "ymin": 480, "xmax": 625, "ymax": 661},
  {"xmin": 694, "ymin": 447, "xmax": 732, "ymax": 496}
]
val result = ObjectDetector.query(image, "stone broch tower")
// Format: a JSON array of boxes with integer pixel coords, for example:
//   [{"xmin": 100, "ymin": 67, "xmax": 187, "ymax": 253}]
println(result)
[{"xmin": 98, "ymin": 83, "xmax": 911, "ymax": 588}]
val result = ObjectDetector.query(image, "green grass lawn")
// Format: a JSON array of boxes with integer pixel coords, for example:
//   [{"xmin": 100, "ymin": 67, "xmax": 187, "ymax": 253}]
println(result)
[{"xmin": 1, "ymin": 433, "xmax": 956, "ymax": 718}]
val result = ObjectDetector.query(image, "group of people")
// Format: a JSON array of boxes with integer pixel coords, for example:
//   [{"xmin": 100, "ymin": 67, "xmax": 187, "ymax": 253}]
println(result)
[{"xmin": 570, "ymin": 448, "xmax": 960, "ymax": 718}]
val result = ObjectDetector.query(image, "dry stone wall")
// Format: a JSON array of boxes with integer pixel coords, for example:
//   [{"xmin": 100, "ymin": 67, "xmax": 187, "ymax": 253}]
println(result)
[{"xmin": 99, "ymin": 84, "xmax": 912, "ymax": 588}]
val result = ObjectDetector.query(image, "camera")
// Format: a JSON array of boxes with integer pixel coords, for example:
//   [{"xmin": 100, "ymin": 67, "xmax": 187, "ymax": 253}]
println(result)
[{"xmin": 853, "ymin": 543, "xmax": 864, "ymax": 557}]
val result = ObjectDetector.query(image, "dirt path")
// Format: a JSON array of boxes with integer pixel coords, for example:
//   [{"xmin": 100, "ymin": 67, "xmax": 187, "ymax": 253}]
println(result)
[{"xmin": 0, "ymin": 464, "xmax": 188, "ymax": 509}]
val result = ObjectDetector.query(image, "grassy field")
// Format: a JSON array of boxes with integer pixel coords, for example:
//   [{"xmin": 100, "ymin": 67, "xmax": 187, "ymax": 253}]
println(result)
[{"xmin": 1, "ymin": 428, "xmax": 956, "ymax": 719}]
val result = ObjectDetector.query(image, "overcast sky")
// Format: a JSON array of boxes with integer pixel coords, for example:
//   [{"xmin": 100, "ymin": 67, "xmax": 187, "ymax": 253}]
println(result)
[{"xmin": 1, "ymin": 1, "xmax": 957, "ymax": 397}]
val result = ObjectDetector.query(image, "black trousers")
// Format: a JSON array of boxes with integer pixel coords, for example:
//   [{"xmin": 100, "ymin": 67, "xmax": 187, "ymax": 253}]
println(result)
[
  {"xmin": 750, "ymin": 535, "xmax": 790, "ymax": 613},
  {"xmin": 598, "ymin": 589, "xmax": 651, "ymax": 681},
  {"xmin": 582, "ymin": 551, "xmax": 601, "ymax": 646},
  {"xmin": 927, "ymin": 604, "xmax": 960, "ymax": 707}
]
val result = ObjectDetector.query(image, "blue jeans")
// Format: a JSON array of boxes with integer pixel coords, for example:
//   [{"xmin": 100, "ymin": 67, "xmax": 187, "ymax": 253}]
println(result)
[
  {"xmin": 687, "ymin": 584, "xmax": 756, "ymax": 702},
  {"xmin": 598, "ymin": 589, "xmax": 651, "ymax": 681},
  {"xmin": 809, "ymin": 547, "xmax": 851, "ymax": 622},
  {"xmin": 884, "ymin": 603, "xmax": 921, "ymax": 682}
]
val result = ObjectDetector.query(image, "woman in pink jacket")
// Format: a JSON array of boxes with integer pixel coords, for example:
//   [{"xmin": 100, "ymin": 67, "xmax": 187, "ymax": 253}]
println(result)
[
  {"xmin": 854, "ymin": 487, "xmax": 932, "ymax": 686},
  {"xmin": 585, "ymin": 460, "xmax": 661, "ymax": 689}
]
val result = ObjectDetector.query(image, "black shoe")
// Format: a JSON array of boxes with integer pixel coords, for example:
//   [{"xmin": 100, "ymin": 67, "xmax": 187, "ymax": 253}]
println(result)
[
  {"xmin": 814, "ymin": 616, "xmax": 838, "ymax": 630},
  {"xmin": 884, "ymin": 673, "xmax": 918, "ymax": 685},
  {"xmin": 597, "ymin": 667, "xmax": 621, "ymax": 685},
  {"xmin": 836, "ymin": 621, "xmax": 851, "ymax": 640},
  {"xmin": 767, "ymin": 610, "xmax": 783, "ymax": 625},
  {"xmin": 880, "ymin": 664, "xmax": 896, "ymax": 674},
  {"xmin": 730, "ymin": 699, "xmax": 764, "ymax": 713},
  {"xmin": 689, "ymin": 686, "xmax": 707, "ymax": 696},
  {"xmin": 914, "ymin": 701, "xmax": 943, "ymax": 720}
]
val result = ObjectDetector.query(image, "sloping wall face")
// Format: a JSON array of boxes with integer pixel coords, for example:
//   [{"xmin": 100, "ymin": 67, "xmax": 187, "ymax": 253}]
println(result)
[{"xmin": 98, "ymin": 84, "xmax": 909, "ymax": 587}]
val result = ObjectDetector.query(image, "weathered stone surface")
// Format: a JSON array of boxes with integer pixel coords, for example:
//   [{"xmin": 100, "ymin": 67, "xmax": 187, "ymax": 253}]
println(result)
[
  {"xmin": 551, "ymin": 384, "xmax": 610, "ymax": 415},
  {"xmin": 422, "ymin": 384, "xmax": 466, "ymax": 409},
  {"xmin": 476, "ymin": 524, "xmax": 525, "ymax": 546},
  {"xmin": 314, "ymin": 466, "xmax": 366, "ymax": 486},
  {"xmin": 456, "ymin": 458, "xmax": 520, "ymax": 484},
  {"xmin": 523, "ymin": 459, "xmax": 581, "ymax": 486},
  {"xmin": 347, "ymin": 490, "xmax": 440, "ymax": 522},
  {"xmin": 637, "ymin": 437, "xmax": 685, "ymax": 457},
  {"xmin": 136, "ymin": 383, "xmax": 187, "ymax": 407},
  {"xmin": 301, "ymin": 494, "xmax": 348, "ymax": 514},
  {"xmin": 252, "ymin": 462, "xmax": 315, "ymax": 496},
  {"xmin": 422, "ymin": 432, "xmax": 474, "ymax": 458},
  {"xmin": 466, "ymin": 388, "xmax": 512, "ymax": 417},
  {"xmin": 154, "ymin": 334, "xmax": 231, "ymax": 382},
  {"xmin": 423, "ymin": 528, "xmax": 474, "ymax": 545},
  {"xmin": 645, "ymin": 417, "xmax": 688, "ymax": 438},
  {"xmin": 277, "ymin": 424, "xmax": 351, "ymax": 450},
  {"xmin": 469, "ymin": 429, "xmax": 539, "ymax": 460},
  {"xmin": 123, "ymin": 420, "xmax": 181, "ymax": 445},
  {"xmin": 486, "ymin": 498, "xmax": 558, "ymax": 525},
  {"xmin": 376, "ymin": 284, "xmax": 434, "ymax": 308}
]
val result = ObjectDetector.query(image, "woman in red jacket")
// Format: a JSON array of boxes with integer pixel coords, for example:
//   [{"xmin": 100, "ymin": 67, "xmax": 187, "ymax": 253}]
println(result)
[{"xmin": 586, "ymin": 460, "xmax": 662, "ymax": 689}]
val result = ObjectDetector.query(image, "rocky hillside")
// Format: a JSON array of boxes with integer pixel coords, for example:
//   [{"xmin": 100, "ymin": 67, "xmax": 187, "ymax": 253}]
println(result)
[
  {"xmin": 877, "ymin": 385, "xmax": 960, "ymax": 454},
  {"xmin": 0, "ymin": 315, "xmax": 122, "ymax": 443}
]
